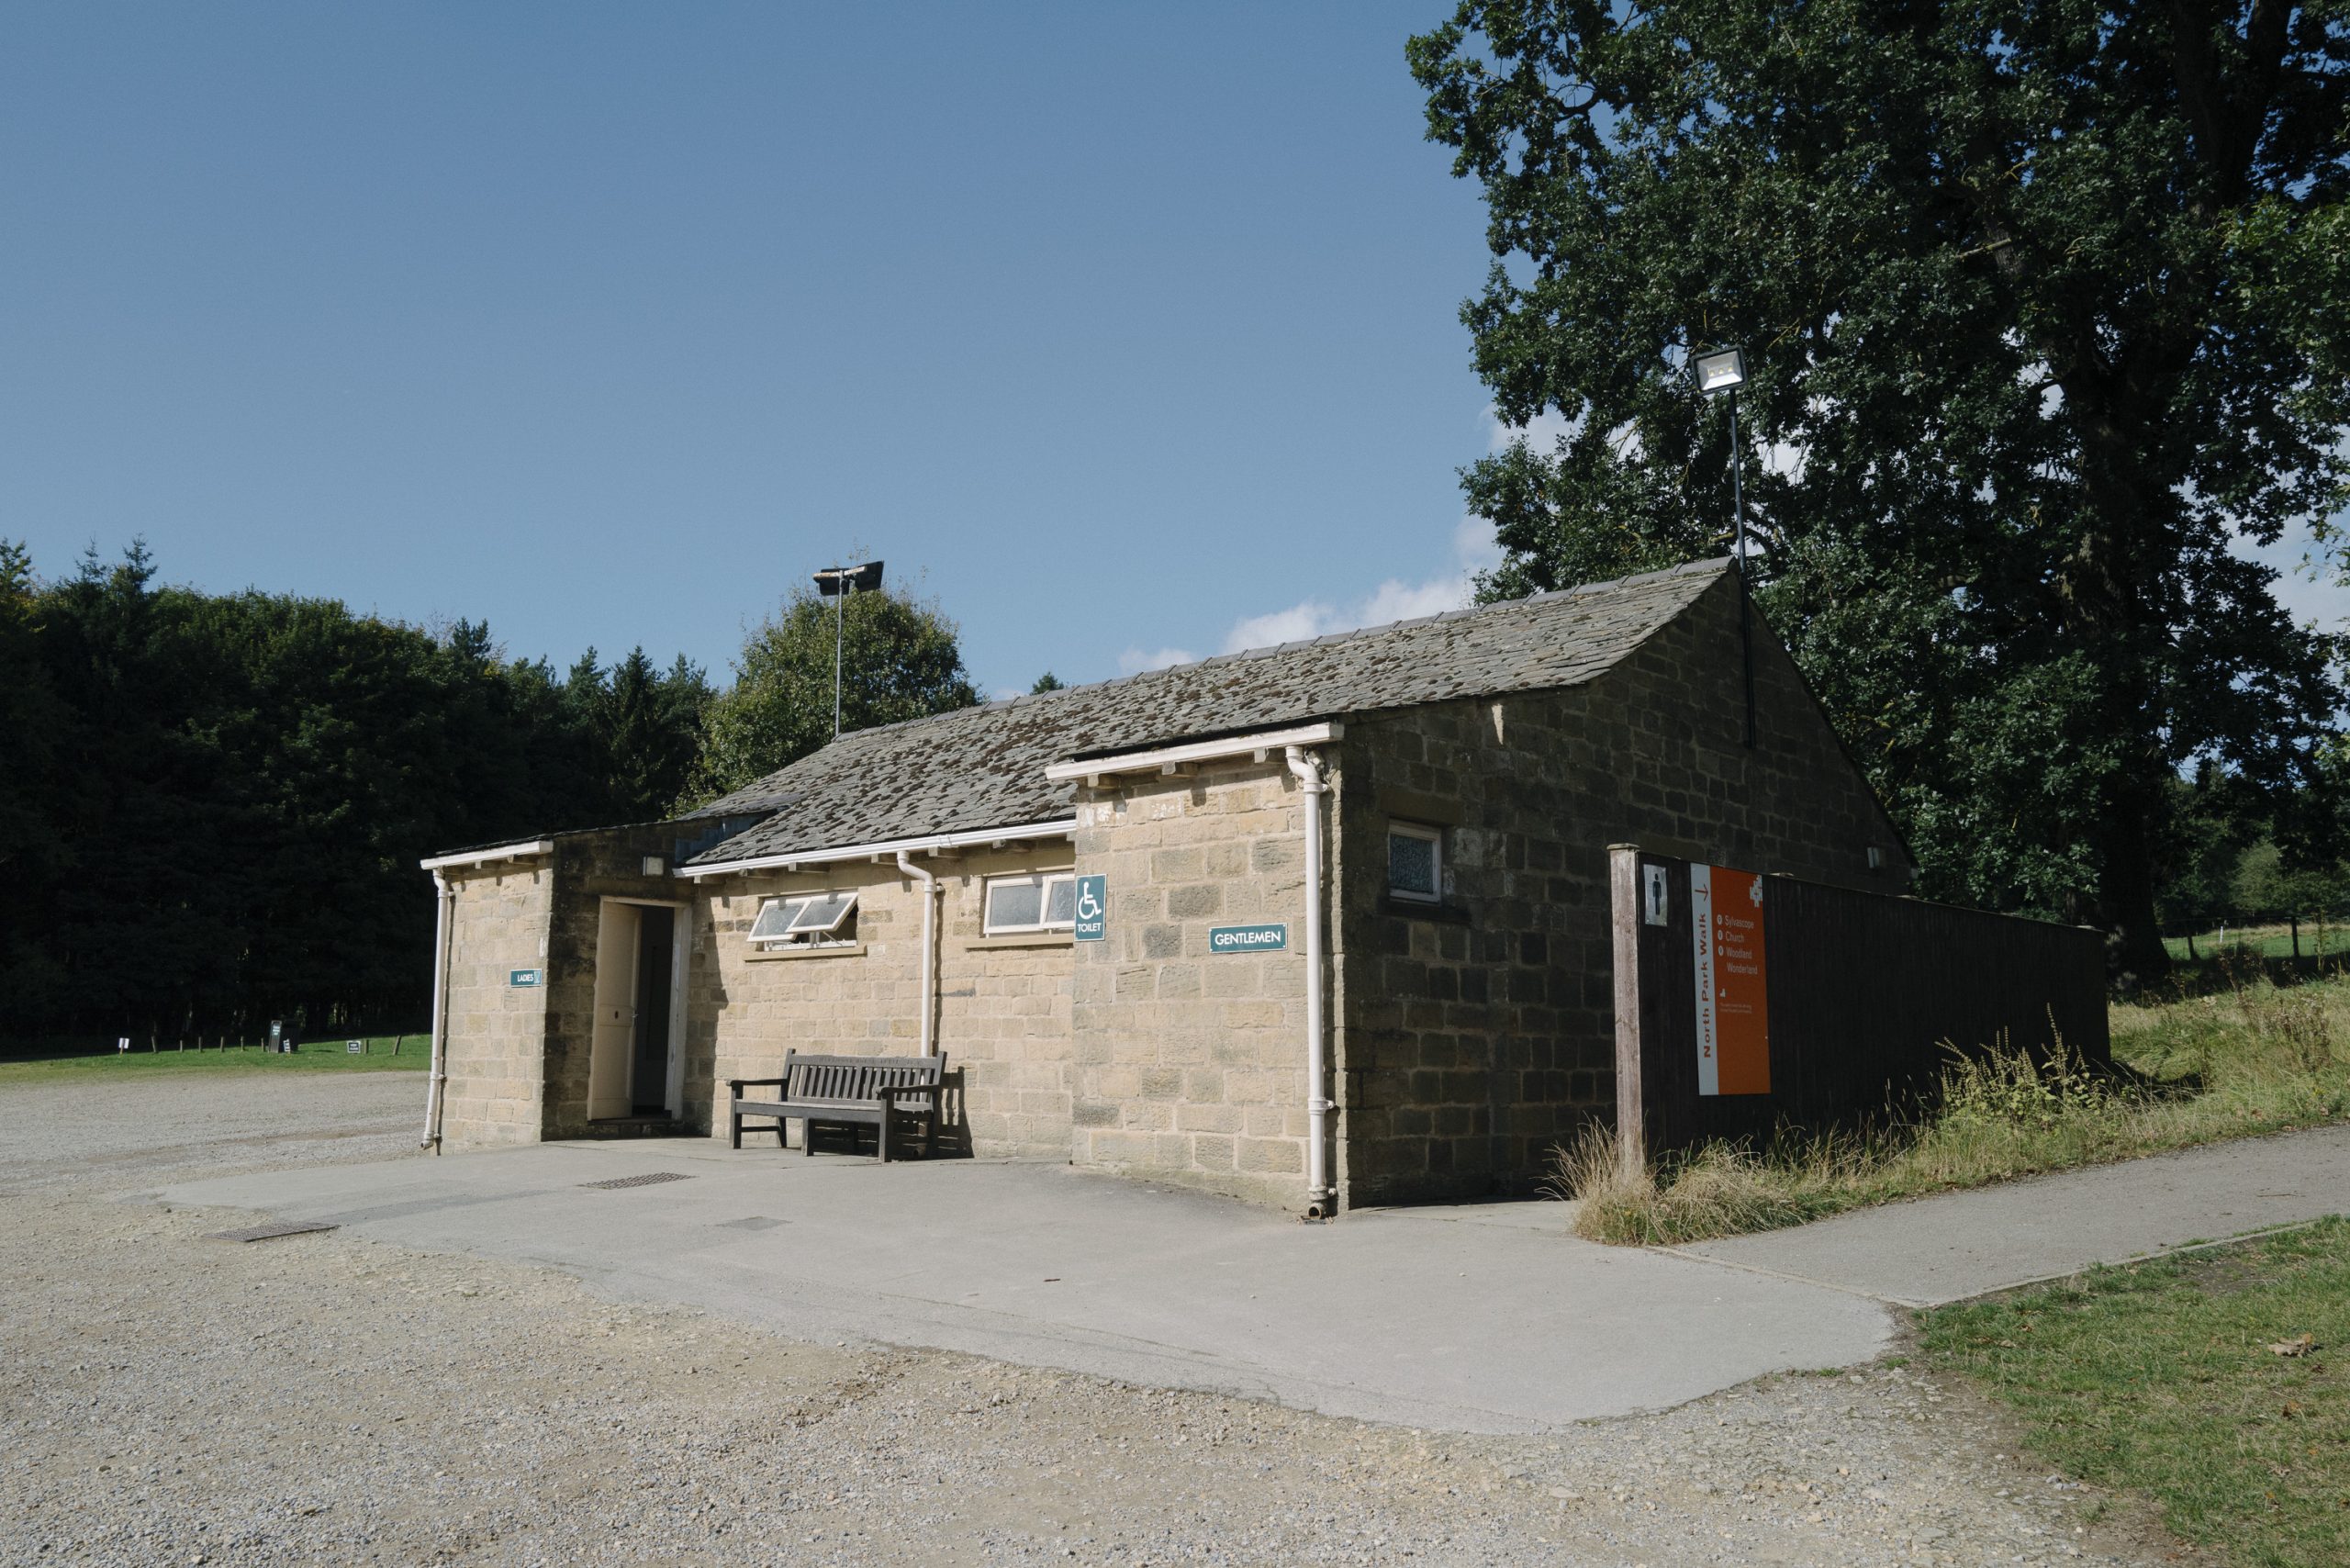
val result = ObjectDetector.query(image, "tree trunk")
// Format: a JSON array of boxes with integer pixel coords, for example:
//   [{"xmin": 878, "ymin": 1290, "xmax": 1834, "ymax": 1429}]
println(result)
[{"xmin": 2097, "ymin": 783, "xmax": 2172, "ymax": 990}]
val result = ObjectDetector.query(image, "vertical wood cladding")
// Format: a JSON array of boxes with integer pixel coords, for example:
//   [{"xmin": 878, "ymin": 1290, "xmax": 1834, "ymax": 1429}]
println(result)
[{"xmin": 1620, "ymin": 849, "xmax": 2109, "ymax": 1163}]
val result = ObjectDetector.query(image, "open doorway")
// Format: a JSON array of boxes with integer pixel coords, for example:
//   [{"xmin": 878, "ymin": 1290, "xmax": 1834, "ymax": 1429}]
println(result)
[{"xmin": 588, "ymin": 898, "xmax": 688, "ymax": 1124}]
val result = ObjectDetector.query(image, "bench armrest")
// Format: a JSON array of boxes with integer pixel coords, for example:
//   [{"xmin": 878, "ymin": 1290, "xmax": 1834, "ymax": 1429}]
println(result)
[
  {"xmin": 878, "ymin": 1084, "xmax": 937, "ymax": 1104},
  {"xmin": 729, "ymin": 1078, "xmax": 790, "ymax": 1097}
]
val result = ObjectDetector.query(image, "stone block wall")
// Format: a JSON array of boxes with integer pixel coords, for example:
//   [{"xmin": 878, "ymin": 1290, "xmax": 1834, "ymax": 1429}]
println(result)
[
  {"xmin": 437, "ymin": 862, "xmax": 554, "ymax": 1148},
  {"xmin": 1068, "ymin": 758, "xmax": 1335, "ymax": 1209},
  {"xmin": 938, "ymin": 848, "xmax": 1078, "ymax": 1159},
  {"xmin": 1336, "ymin": 572, "xmax": 1912, "ymax": 1204},
  {"xmin": 540, "ymin": 826, "xmax": 691, "ymax": 1139},
  {"xmin": 695, "ymin": 847, "xmax": 1076, "ymax": 1157}
]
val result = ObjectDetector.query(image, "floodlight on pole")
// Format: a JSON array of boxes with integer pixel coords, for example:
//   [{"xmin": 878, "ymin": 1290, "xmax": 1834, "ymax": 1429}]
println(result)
[
  {"xmin": 1694, "ymin": 345, "xmax": 1756, "ymax": 747},
  {"xmin": 1694, "ymin": 346, "xmax": 1749, "ymax": 397},
  {"xmin": 812, "ymin": 560, "xmax": 885, "ymax": 740}
]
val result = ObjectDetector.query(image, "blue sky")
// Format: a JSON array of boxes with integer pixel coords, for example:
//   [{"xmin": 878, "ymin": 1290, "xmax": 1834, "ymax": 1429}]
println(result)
[
  {"xmin": 3, "ymin": 4, "xmax": 2340, "ymax": 698},
  {"xmin": 1, "ymin": 3, "xmax": 1515, "ymax": 696}
]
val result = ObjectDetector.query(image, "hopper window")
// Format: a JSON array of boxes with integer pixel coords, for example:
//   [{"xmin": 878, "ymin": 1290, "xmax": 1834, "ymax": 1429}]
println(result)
[
  {"xmin": 748, "ymin": 890, "xmax": 858, "ymax": 948},
  {"xmin": 984, "ymin": 871, "xmax": 1077, "ymax": 935},
  {"xmin": 1387, "ymin": 823, "xmax": 1442, "ymax": 903}
]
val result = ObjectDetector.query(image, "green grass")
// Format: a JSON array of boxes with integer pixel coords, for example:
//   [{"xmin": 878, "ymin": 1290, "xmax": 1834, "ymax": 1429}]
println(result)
[
  {"xmin": 1921, "ymin": 1218, "xmax": 2350, "ymax": 1568},
  {"xmin": 1560, "ymin": 968, "xmax": 2350, "ymax": 1245},
  {"xmin": 0, "ymin": 1035, "xmax": 431, "ymax": 1086},
  {"xmin": 2166, "ymin": 922, "xmax": 2344, "ymax": 962}
]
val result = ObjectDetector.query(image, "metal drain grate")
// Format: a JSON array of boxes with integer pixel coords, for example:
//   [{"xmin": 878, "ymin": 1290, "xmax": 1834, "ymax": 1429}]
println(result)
[
  {"xmin": 579, "ymin": 1171, "xmax": 694, "ymax": 1190},
  {"xmin": 207, "ymin": 1220, "xmax": 340, "ymax": 1243}
]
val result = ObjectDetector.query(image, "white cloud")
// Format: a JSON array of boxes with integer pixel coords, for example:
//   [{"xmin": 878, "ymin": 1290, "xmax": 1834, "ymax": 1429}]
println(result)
[
  {"xmin": 1118, "ymin": 644, "xmax": 1198, "ymax": 675},
  {"xmin": 1222, "ymin": 602, "xmax": 1333, "ymax": 654},
  {"xmin": 1490, "ymin": 407, "xmax": 1574, "ymax": 453},
  {"xmin": 1105, "ymin": 407, "xmax": 1583, "ymax": 674},
  {"xmin": 1216, "ymin": 510, "xmax": 1502, "ymax": 656},
  {"xmin": 1181, "ymin": 416, "xmax": 1545, "ymax": 661},
  {"xmin": 1452, "ymin": 510, "xmax": 1503, "ymax": 575}
]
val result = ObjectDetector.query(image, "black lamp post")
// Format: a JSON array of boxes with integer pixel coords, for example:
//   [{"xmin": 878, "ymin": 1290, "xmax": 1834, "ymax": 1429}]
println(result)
[
  {"xmin": 811, "ymin": 560, "xmax": 884, "ymax": 739},
  {"xmin": 1693, "ymin": 347, "xmax": 1756, "ymax": 748}
]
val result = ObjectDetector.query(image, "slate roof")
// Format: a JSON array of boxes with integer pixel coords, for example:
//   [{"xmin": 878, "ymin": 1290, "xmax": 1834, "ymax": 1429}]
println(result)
[{"xmin": 687, "ymin": 558, "xmax": 1731, "ymax": 867}]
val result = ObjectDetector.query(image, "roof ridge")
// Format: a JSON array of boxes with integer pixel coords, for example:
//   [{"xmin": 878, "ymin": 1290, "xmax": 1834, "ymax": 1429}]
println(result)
[
  {"xmin": 687, "ymin": 554, "xmax": 1737, "ymax": 859},
  {"xmin": 726, "ymin": 554, "xmax": 1735, "ymax": 777}
]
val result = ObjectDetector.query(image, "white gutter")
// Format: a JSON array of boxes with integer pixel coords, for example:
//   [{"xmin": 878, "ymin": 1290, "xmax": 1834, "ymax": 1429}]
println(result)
[
  {"xmin": 420, "ymin": 870, "xmax": 455, "ymax": 1151},
  {"xmin": 1043, "ymin": 722, "xmax": 1343, "ymax": 785},
  {"xmin": 676, "ymin": 818, "xmax": 1077, "ymax": 880},
  {"xmin": 895, "ymin": 852, "xmax": 942, "ymax": 1057},
  {"xmin": 1284, "ymin": 745, "xmax": 1335, "ymax": 1215},
  {"xmin": 419, "ymin": 838, "xmax": 555, "ymax": 872}
]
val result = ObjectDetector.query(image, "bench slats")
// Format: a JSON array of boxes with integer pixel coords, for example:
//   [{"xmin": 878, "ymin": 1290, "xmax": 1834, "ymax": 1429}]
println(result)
[{"xmin": 727, "ymin": 1051, "xmax": 946, "ymax": 1162}]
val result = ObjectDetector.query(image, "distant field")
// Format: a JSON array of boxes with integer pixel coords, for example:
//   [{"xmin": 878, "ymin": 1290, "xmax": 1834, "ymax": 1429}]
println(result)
[
  {"xmin": 0, "ymin": 1036, "xmax": 431, "ymax": 1086},
  {"xmin": 2165, "ymin": 921, "xmax": 2344, "ymax": 961}
]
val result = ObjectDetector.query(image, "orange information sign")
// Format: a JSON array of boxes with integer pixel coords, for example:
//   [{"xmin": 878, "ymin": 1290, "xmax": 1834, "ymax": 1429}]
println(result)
[{"xmin": 1690, "ymin": 863, "xmax": 1771, "ymax": 1095}]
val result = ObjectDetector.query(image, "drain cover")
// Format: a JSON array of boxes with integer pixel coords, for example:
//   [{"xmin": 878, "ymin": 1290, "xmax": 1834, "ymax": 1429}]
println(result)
[
  {"xmin": 207, "ymin": 1220, "xmax": 340, "ymax": 1243},
  {"xmin": 580, "ymin": 1171, "xmax": 694, "ymax": 1190}
]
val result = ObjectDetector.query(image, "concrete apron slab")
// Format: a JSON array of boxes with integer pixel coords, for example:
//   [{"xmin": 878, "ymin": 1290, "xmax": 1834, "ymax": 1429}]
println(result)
[
  {"xmin": 157, "ymin": 1141, "xmax": 1891, "ymax": 1435},
  {"xmin": 1672, "ymin": 1123, "xmax": 2350, "ymax": 1308}
]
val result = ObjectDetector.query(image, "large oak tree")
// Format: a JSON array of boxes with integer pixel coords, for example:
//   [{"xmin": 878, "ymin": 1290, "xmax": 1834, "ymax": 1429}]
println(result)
[{"xmin": 1410, "ymin": 1, "xmax": 2349, "ymax": 981}]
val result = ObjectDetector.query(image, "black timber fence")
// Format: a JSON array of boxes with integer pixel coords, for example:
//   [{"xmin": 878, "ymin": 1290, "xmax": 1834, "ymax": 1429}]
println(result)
[{"xmin": 1609, "ymin": 845, "xmax": 2110, "ymax": 1168}]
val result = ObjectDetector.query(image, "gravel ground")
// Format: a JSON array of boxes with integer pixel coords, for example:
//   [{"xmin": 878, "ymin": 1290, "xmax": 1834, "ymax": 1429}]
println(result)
[{"xmin": 1, "ymin": 1072, "xmax": 2182, "ymax": 1566}]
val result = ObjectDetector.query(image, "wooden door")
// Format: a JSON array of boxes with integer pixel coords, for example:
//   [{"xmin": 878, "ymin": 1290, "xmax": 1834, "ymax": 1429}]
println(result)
[{"xmin": 588, "ymin": 902, "xmax": 639, "ymax": 1120}]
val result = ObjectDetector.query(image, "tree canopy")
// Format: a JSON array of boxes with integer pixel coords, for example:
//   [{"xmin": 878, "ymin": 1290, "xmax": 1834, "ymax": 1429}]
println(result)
[
  {"xmin": 690, "ymin": 584, "xmax": 981, "ymax": 801},
  {"xmin": 0, "ymin": 542, "xmax": 710, "ymax": 1041},
  {"xmin": 1410, "ymin": 0, "xmax": 2350, "ymax": 980}
]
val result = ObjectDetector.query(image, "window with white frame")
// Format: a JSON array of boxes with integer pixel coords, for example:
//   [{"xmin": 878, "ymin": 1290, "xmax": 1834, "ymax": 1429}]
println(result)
[
  {"xmin": 747, "ymin": 890, "xmax": 858, "ymax": 949},
  {"xmin": 1386, "ymin": 822, "xmax": 1442, "ymax": 903},
  {"xmin": 982, "ymin": 871, "xmax": 1077, "ymax": 935}
]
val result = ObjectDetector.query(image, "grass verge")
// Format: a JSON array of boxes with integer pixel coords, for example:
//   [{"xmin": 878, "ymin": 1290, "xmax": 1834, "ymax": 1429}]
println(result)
[
  {"xmin": 0, "ymin": 1036, "xmax": 431, "ymax": 1086},
  {"xmin": 1920, "ymin": 1218, "xmax": 2350, "ymax": 1568},
  {"xmin": 2166, "ymin": 921, "xmax": 2344, "ymax": 963},
  {"xmin": 1561, "ymin": 968, "xmax": 2349, "ymax": 1246}
]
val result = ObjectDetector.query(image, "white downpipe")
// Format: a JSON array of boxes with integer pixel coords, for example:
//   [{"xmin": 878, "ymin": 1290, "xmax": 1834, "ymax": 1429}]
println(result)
[
  {"xmin": 895, "ymin": 852, "xmax": 941, "ymax": 1055},
  {"xmin": 1284, "ymin": 745, "xmax": 1333, "ymax": 1213},
  {"xmin": 420, "ymin": 870, "xmax": 454, "ymax": 1151}
]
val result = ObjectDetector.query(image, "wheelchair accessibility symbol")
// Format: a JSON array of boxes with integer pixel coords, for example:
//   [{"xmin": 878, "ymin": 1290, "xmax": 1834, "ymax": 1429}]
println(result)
[{"xmin": 1073, "ymin": 875, "xmax": 1108, "ymax": 942}]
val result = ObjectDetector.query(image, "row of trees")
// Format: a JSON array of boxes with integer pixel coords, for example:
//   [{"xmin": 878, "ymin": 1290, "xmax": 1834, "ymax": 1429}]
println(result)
[
  {"xmin": 1410, "ymin": 0, "xmax": 2350, "ymax": 984},
  {"xmin": 0, "ymin": 542, "xmax": 980, "ymax": 1042},
  {"xmin": 2161, "ymin": 780, "xmax": 2350, "ymax": 950}
]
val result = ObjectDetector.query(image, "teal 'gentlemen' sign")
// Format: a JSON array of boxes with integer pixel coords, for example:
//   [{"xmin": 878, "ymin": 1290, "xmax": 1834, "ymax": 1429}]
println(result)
[
  {"xmin": 509, "ymin": 969, "xmax": 542, "ymax": 988},
  {"xmin": 1073, "ymin": 876, "xmax": 1107, "ymax": 942},
  {"xmin": 1208, "ymin": 923, "xmax": 1288, "ymax": 955}
]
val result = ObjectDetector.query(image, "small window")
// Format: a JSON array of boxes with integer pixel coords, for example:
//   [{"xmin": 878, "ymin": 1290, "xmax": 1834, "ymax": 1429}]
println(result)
[
  {"xmin": 749, "ymin": 890, "xmax": 858, "ymax": 948},
  {"xmin": 1387, "ymin": 823, "xmax": 1442, "ymax": 903},
  {"xmin": 984, "ymin": 871, "xmax": 1077, "ymax": 935}
]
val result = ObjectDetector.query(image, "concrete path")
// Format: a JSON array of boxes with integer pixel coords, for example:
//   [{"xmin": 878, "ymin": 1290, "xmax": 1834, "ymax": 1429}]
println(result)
[
  {"xmin": 153, "ymin": 1123, "xmax": 2350, "ymax": 1433},
  {"xmin": 158, "ymin": 1138, "xmax": 1887, "ymax": 1434},
  {"xmin": 1673, "ymin": 1123, "xmax": 2350, "ymax": 1306}
]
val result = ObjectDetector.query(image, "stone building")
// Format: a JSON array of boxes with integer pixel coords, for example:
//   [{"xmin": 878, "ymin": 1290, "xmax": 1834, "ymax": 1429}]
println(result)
[{"xmin": 419, "ymin": 559, "xmax": 1910, "ymax": 1214}]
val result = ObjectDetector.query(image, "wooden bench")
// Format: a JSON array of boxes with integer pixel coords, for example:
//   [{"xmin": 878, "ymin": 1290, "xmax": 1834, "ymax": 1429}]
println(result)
[{"xmin": 728, "ymin": 1051, "xmax": 946, "ymax": 1162}]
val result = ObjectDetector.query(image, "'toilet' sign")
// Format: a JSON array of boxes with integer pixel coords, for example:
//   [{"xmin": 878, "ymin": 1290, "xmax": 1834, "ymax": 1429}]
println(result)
[{"xmin": 1690, "ymin": 864, "xmax": 1771, "ymax": 1095}]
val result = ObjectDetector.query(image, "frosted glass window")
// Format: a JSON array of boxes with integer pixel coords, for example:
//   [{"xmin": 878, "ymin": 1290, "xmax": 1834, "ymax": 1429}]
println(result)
[
  {"xmin": 985, "ymin": 872, "xmax": 1077, "ymax": 935},
  {"xmin": 1387, "ymin": 823, "xmax": 1441, "ymax": 902}
]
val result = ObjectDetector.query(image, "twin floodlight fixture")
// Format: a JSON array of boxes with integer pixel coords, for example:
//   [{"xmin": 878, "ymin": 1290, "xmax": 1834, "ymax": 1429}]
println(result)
[{"xmin": 813, "ymin": 560, "xmax": 885, "ymax": 740}]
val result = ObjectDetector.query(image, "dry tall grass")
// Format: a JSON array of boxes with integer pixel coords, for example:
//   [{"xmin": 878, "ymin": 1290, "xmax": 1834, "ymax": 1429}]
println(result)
[{"xmin": 1557, "ymin": 968, "xmax": 2350, "ymax": 1246}]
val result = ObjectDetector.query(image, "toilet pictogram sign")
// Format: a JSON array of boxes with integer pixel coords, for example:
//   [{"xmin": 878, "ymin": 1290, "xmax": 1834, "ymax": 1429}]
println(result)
[{"xmin": 1073, "ymin": 875, "xmax": 1108, "ymax": 942}]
